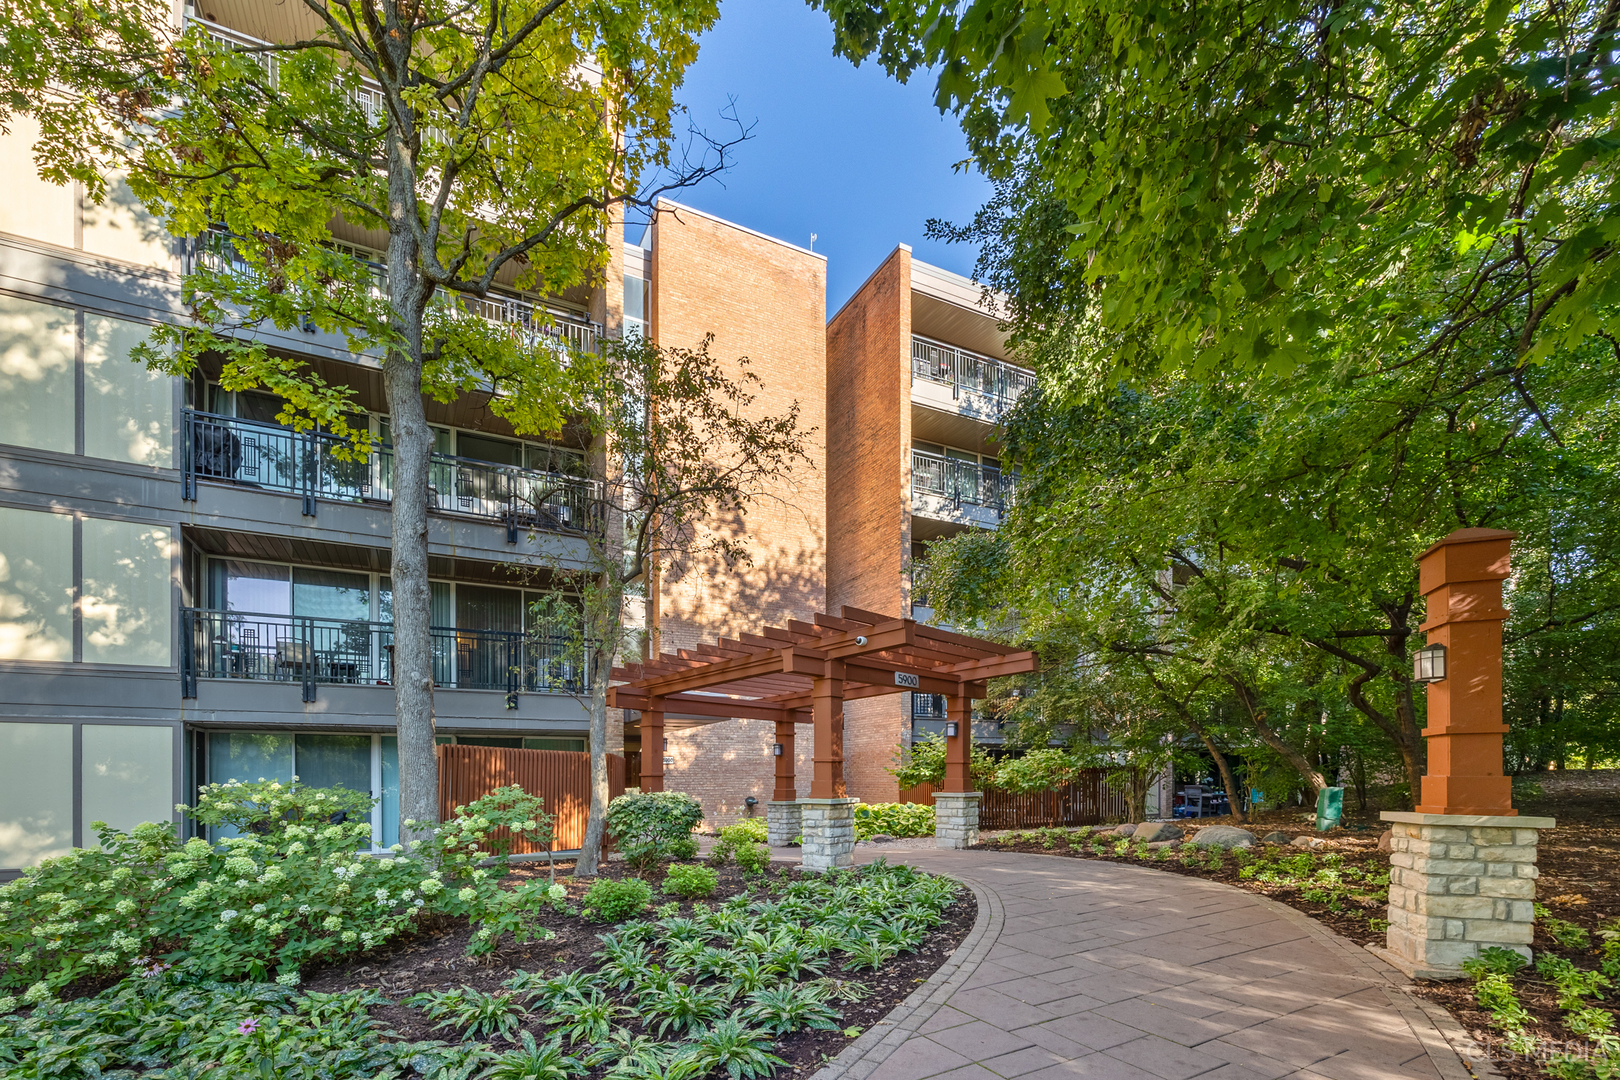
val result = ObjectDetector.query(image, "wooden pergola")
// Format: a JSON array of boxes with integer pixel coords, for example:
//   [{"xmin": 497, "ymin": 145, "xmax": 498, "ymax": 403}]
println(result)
[{"xmin": 608, "ymin": 607, "xmax": 1038, "ymax": 799}]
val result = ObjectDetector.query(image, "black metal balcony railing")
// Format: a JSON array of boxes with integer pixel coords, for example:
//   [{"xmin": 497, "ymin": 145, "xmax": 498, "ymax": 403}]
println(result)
[
  {"xmin": 180, "ymin": 608, "xmax": 590, "ymax": 701},
  {"xmin": 186, "ymin": 229, "xmax": 600, "ymax": 356},
  {"xmin": 182, "ymin": 410, "xmax": 595, "ymax": 537},
  {"xmin": 911, "ymin": 449, "xmax": 1011, "ymax": 513},
  {"xmin": 912, "ymin": 336, "xmax": 1035, "ymax": 408},
  {"xmin": 913, "ymin": 693, "xmax": 948, "ymax": 719}
]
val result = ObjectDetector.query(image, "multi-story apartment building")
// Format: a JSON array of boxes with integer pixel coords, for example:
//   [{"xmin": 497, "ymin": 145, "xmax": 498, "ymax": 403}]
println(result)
[
  {"xmin": 826, "ymin": 245, "xmax": 1032, "ymax": 802},
  {"xmin": 0, "ymin": 14, "xmax": 827, "ymax": 871}
]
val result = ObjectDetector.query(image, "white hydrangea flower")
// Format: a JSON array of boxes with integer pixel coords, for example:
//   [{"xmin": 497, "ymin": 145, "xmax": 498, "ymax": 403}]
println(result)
[
  {"xmin": 373, "ymin": 888, "xmax": 390, "ymax": 904},
  {"xmin": 251, "ymin": 904, "xmax": 267, "ymax": 915},
  {"xmin": 419, "ymin": 878, "xmax": 443, "ymax": 896},
  {"xmin": 114, "ymin": 899, "xmax": 137, "ymax": 916},
  {"xmin": 276, "ymin": 970, "xmax": 300, "ymax": 986},
  {"xmin": 219, "ymin": 909, "xmax": 239, "ymax": 923},
  {"xmin": 0, "ymin": 996, "xmax": 16, "ymax": 1014},
  {"xmin": 322, "ymin": 915, "xmax": 342, "ymax": 931},
  {"xmin": 458, "ymin": 887, "xmax": 477, "ymax": 902},
  {"xmin": 298, "ymin": 904, "xmax": 312, "ymax": 915},
  {"xmin": 22, "ymin": 982, "xmax": 52, "ymax": 1005},
  {"xmin": 341, "ymin": 930, "xmax": 358, "ymax": 943}
]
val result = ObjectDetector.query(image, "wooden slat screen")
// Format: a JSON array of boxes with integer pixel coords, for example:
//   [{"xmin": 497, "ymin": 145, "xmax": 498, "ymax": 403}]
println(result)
[
  {"xmin": 900, "ymin": 770, "xmax": 1129, "ymax": 830},
  {"xmin": 436, "ymin": 744, "xmax": 625, "ymax": 853}
]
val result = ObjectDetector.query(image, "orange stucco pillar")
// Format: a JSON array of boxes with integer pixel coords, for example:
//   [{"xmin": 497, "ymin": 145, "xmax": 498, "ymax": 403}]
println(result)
[
  {"xmin": 942, "ymin": 694, "xmax": 973, "ymax": 793},
  {"xmin": 641, "ymin": 700, "xmax": 665, "ymax": 793},
  {"xmin": 1414, "ymin": 528, "xmax": 1516, "ymax": 816},
  {"xmin": 810, "ymin": 667, "xmax": 845, "ymax": 799},
  {"xmin": 772, "ymin": 718, "xmax": 796, "ymax": 803}
]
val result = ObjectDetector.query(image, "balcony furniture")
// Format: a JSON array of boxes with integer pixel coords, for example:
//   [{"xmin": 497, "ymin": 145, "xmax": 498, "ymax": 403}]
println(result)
[{"xmin": 1179, "ymin": 785, "xmax": 1207, "ymax": 818}]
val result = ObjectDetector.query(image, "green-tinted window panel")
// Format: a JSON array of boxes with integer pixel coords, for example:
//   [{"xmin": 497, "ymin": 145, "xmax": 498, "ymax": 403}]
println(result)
[
  {"xmin": 0, "ymin": 506, "xmax": 72, "ymax": 661},
  {"xmin": 524, "ymin": 738, "xmax": 585, "ymax": 752},
  {"xmin": 82, "ymin": 518, "xmax": 172, "ymax": 666},
  {"xmin": 381, "ymin": 735, "xmax": 399, "ymax": 847},
  {"xmin": 82, "ymin": 724, "xmax": 174, "ymax": 840},
  {"xmin": 83, "ymin": 313, "xmax": 173, "ymax": 467},
  {"xmin": 455, "ymin": 736, "xmax": 524, "ymax": 749},
  {"xmin": 0, "ymin": 722, "xmax": 73, "ymax": 869},
  {"xmin": 0, "ymin": 293, "xmax": 75, "ymax": 454},
  {"xmin": 293, "ymin": 733, "xmax": 372, "ymax": 798}
]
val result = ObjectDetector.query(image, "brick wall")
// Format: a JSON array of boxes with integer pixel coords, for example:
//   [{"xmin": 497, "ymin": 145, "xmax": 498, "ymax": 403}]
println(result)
[
  {"xmin": 824, "ymin": 247, "xmax": 912, "ymax": 804},
  {"xmin": 644, "ymin": 200, "xmax": 829, "ymax": 827}
]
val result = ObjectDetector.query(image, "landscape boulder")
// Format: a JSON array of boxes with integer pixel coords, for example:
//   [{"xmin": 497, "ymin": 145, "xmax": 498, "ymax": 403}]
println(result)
[
  {"xmin": 1144, "ymin": 839, "xmax": 1181, "ymax": 850},
  {"xmin": 869, "ymin": 834, "xmax": 894, "ymax": 844},
  {"xmin": 1134, "ymin": 821, "xmax": 1184, "ymax": 843},
  {"xmin": 1115, "ymin": 823, "xmax": 1138, "ymax": 837},
  {"xmin": 1187, "ymin": 825, "xmax": 1257, "ymax": 850},
  {"xmin": 1262, "ymin": 831, "xmax": 1291, "ymax": 844},
  {"xmin": 1377, "ymin": 829, "xmax": 1393, "ymax": 853},
  {"xmin": 1290, "ymin": 835, "xmax": 1326, "ymax": 850}
]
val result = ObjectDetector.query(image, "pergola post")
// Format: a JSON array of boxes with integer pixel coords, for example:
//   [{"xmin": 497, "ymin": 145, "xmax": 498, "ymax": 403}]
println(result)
[
  {"xmin": 803, "ymin": 665, "xmax": 855, "ymax": 870},
  {"xmin": 767, "ymin": 717, "xmax": 801, "ymax": 847},
  {"xmin": 934, "ymin": 692, "xmax": 981, "ymax": 849},
  {"xmin": 640, "ymin": 699, "xmax": 665, "ymax": 793}
]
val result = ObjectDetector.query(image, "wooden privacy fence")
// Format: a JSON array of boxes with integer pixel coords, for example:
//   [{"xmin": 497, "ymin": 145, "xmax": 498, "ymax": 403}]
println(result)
[
  {"xmin": 437, "ymin": 744, "xmax": 625, "ymax": 854},
  {"xmin": 902, "ymin": 770, "xmax": 1129, "ymax": 829}
]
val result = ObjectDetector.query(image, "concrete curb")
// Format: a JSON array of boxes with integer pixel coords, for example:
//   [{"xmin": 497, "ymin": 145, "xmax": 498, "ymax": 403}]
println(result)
[{"xmin": 808, "ymin": 871, "xmax": 1001, "ymax": 1080}]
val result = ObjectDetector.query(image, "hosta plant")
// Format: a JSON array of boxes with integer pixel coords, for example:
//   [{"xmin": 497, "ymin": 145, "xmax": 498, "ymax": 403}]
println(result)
[
  {"xmin": 743, "ymin": 983, "xmax": 843, "ymax": 1035},
  {"xmin": 404, "ymin": 986, "xmax": 527, "ymax": 1039},
  {"xmin": 547, "ymin": 988, "xmax": 625, "ymax": 1045},
  {"xmin": 482, "ymin": 1031, "xmax": 585, "ymax": 1080},
  {"xmin": 684, "ymin": 1014, "xmax": 787, "ymax": 1080},
  {"xmin": 640, "ymin": 982, "xmax": 728, "ymax": 1037}
]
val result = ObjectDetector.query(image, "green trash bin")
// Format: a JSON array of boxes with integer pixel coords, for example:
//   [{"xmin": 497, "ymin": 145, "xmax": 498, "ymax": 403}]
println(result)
[{"xmin": 1315, "ymin": 786, "xmax": 1344, "ymax": 831}]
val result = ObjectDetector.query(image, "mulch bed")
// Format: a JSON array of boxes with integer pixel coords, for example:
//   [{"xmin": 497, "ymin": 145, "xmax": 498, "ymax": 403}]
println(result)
[{"xmin": 303, "ymin": 859, "xmax": 977, "ymax": 1079}]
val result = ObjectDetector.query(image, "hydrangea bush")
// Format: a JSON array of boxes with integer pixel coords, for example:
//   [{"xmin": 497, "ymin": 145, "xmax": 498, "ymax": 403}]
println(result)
[
  {"xmin": 605, "ymin": 792, "xmax": 704, "ymax": 872},
  {"xmin": 0, "ymin": 780, "xmax": 554, "ymax": 995}
]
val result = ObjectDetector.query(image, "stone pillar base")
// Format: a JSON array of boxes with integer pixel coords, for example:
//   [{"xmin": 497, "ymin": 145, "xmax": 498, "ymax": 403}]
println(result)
[
  {"xmin": 799, "ymin": 798, "xmax": 857, "ymax": 871},
  {"xmin": 933, "ymin": 791, "xmax": 982, "ymax": 850},
  {"xmin": 767, "ymin": 800, "xmax": 802, "ymax": 848},
  {"xmin": 1377, "ymin": 811, "xmax": 1556, "ymax": 979}
]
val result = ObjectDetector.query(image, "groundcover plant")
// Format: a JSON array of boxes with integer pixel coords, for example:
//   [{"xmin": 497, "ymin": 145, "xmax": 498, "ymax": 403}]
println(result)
[{"xmin": 0, "ymin": 853, "xmax": 962, "ymax": 1079}]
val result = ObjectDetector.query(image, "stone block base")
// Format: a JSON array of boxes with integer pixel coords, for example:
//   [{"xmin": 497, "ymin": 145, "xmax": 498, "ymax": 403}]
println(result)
[
  {"xmin": 1379, "ymin": 811, "xmax": 1556, "ymax": 979},
  {"xmin": 933, "ymin": 791, "xmax": 982, "ymax": 850},
  {"xmin": 767, "ymin": 800, "xmax": 802, "ymax": 848},
  {"xmin": 799, "ymin": 798, "xmax": 857, "ymax": 871}
]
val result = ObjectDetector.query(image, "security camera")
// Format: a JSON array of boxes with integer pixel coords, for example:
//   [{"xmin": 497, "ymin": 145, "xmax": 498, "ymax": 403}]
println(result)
[{"xmin": 855, "ymin": 635, "xmax": 868, "ymax": 646}]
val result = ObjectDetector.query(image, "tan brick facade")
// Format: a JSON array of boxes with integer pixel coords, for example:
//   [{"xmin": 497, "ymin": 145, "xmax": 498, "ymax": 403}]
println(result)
[{"xmin": 641, "ymin": 201, "xmax": 828, "ymax": 828}]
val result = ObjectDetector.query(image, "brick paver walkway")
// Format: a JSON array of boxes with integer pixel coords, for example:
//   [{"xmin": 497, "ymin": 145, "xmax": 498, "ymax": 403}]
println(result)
[{"xmin": 817, "ymin": 847, "xmax": 1477, "ymax": 1080}]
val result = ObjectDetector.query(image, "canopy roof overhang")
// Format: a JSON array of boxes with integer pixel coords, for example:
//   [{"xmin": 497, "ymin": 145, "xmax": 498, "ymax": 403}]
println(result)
[{"xmin": 608, "ymin": 606, "xmax": 1037, "ymax": 722}]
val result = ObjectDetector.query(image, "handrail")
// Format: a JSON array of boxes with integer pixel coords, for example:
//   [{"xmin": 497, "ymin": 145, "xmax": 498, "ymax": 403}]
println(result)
[
  {"xmin": 911, "ymin": 335, "xmax": 1035, "ymax": 408},
  {"xmin": 185, "ymin": 229, "xmax": 600, "ymax": 355},
  {"xmin": 910, "ymin": 448, "xmax": 1011, "ymax": 511},
  {"xmin": 181, "ymin": 409, "xmax": 597, "ymax": 535},
  {"xmin": 179, "ymin": 607, "xmax": 592, "ymax": 699}
]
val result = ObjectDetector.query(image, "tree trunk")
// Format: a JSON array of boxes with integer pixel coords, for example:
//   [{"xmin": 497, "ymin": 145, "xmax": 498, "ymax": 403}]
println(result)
[
  {"xmin": 574, "ymin": 614, "xmax": 615, "ymax": 876},
  {"xmin": 1227, "ymin": 676, "xmax": 1329, "ymax": 794},
  {"xmin": 385, "ymin": 128, "xmax": 438, "ymax": 842},
  {"xmin": 1187, "ymin": 714, "xmax": 1244, "ymax": 823}
]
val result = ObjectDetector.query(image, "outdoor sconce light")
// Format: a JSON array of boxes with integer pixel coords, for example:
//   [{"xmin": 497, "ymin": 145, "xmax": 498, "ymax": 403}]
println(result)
[
  {"xmin": 1413, "ymin": 643, "xmax": 1448, "ymax": 684},
  {"xmin": 945, "ymin": 721, "xmax": 959, "ymax": 737},
  {"xmin": 662, "ymin": 738, "xmax": 669, "ymax": 751},
  {"xmin": 744, "ymin": 796, "xmax": 758, "ymax": 808},
  {"xmin": 772, "ymin": 743, "xmax": 783, "ymax": 756}
]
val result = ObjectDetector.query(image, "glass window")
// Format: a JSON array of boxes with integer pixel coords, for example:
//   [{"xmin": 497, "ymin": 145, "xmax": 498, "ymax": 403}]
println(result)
[
  {"xmin": 911, "ymin": 441, "xmax": 944, "ymax": 456},
  {"xmin": 82, "ymin": 518, "xmax": 172, "ymax": 666},
  {"xmin": 82, "ymin": 724, "xmax": 174, "ymax": 840},
  {"xmin": 0, "ymin": 293, "xmax": 76, "ymax": 454},
  {"xmin": 378, "ymin": 578, "xmax": 453, "ymax": 625},
  {"xmin": 457, "ymin": 585, "xmax": 522, "ymax": 632},
  {"xmin": 524, "ymin": 737, "xmax": 586, "ymax": 752},
  {"xmin": 83, "ymin": 314, "xmax": 173, "ymax": 467},
  {"xmin": 212, "ymin": 559, "xmax": 290, "ymax": 615},
  {"xmin": 293, "ymin": 734, "xmax": 372, "ymax": 800},
  {"xmin": 456, "ymin": 736, "xmax": 524, "ymax": 748},
  {"xmin": 0, "ymin": 120, "xmax": 75, "ymax": 249},
  {"xmin": 0, "ymin": 506, "xmax": 73, "ymax": 661},
  {"xmin": 0, "ymin": 722, "xmax": 73, "ymax": 869},
  {"xmin": 209, "ymin": 731, "xmax": 294, "ymax": 787},
  {"xmin": 381, "ymin": 735, "xmax": 399, "ymax": 846},
  {"xmin": 291, "ymin": 568, "xmax": 371, "ymax": 621},
  {"xmin": 236, "ymin": 390, "xmax": 285, "ymax": 425},
  {"xmin": 946, "ymin": 447, "xmax": 978, "ymax": 463},
  {"xmin": 456, "ymin": 432, "xmax": 522, "ymax": 466}
]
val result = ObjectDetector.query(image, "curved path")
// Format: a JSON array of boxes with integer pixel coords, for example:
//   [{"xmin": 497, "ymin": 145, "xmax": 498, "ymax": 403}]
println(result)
[{"xmin": 810, "ymin": 847, "xmax": 1490, "ymax": 1080}]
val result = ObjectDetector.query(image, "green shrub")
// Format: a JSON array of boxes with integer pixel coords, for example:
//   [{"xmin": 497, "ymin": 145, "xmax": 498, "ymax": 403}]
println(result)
[
  {"xmin": 725, "ymin": 817, "xmax": 769, "ymax": 844},
  {"xmin": 664, "ymin": 863, "xmax": 719, "ymax": 899},
  {"xmin": 711, "ymin": 819, "xmax": 772, "ymax": 865},
  {"xmin": 734, "ymin": 841, "xmax": 772, "ymax": 874},
  {"xmin": 606, "ymin": 792, "xmax": 704, "ymax": 872},
  {"xmin": 1476, "ymin": 973, "xmax": 1531, "ymax": 1030},
  {"xmin": 0, "ymin": 780, "xmax": 557, "ymax": 991},
  {"xmin": 1463, "ymin": 947, "xmax": 1529, "ymax": 980},
  {"xmin": 668, "ymin": 835, "xmax": 700, "ymax": 861},
  {"xmin": 1536, "ymin": 905, "xmax": 1593, "ymax": 950},
  {"xmin": 852, "ymin": 803, "xmax": 934, "ymax": 840},
  {"xmin": 582, "ymin": 877, "xmax": 653, "ymax": 922}
]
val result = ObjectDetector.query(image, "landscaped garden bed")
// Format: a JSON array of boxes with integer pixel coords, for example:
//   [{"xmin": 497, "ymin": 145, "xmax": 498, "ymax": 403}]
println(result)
[{"xmin": 0, "ymin": 785, "xmax": 974, "ymax": 1079}]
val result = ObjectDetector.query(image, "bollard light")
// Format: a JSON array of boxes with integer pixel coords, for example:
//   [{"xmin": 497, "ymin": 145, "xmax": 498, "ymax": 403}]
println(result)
[
  {"xmin": 772, "ymin": 743, "xmax": 783, "ymax": 756},
  {"xmin": 945, "ymin": 721, "xmax": 958, "ymax": 737},
  {"xmin": 1413, "ymin": 643, "xmax": 1448, "ymax": 684}
]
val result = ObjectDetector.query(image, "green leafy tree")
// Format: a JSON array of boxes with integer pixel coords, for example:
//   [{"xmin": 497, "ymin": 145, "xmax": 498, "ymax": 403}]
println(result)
[
  {"xmin": 527, "ymin": 333, "xmax": 812, "ymax": 875},
  {"xmin": 1, "ymin": 0, "xmax": 732, "ymax": 833}
]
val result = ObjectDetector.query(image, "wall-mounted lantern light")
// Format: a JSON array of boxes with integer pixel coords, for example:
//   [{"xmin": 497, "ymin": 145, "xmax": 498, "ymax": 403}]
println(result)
[
  {"xmin": 1413, "ymin": 643, "xmax": 1448, "ymax": 684},
  {"xmin": 772, "ymin": 743, "xmax": 783, "ymax": 757},
  {"xmin": 744, "ymin": 796, "xmax": 758, "ymax": 808},
  {"xmin": 662, "ymin": 738, "xmax": 669, "ymax": 751},
  {"xmin": 945, "ymin": 721, "xmax": 959, "ymax": 738}
]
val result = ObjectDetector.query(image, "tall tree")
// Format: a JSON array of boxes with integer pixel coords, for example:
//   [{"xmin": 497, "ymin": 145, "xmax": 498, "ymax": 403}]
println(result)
[
  {"xmin": 527, "ymin": 333, "xmax": 811, "ymax": 876},
  {"xmin": 2, "ymin": 0, "xmax": 731, "ymax": 834}
]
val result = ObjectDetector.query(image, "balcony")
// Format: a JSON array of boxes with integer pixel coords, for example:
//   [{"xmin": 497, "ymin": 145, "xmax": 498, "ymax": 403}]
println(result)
[
  {"xmin": 910, "ymin": 448, "xmax": 1010, "ymax": 530},
  {"xmin": 911, "ymin": 336, "xmax": 1034, "ymax": 420},
  {"xmin": 186, "ymin": 230, "xmax": 600, "ymax": 356},
  {"xmin": 180, "ymin": 608, "xmax": 590, "ymax": 701},
  {"xmin": 182, "ymin": 409, "xmax": 596, "ymax": 538}
]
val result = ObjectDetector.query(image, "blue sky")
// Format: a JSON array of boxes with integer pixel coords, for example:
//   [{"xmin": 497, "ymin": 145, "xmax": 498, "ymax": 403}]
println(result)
[{"xmin": 638, "ymin": 0, "xmax": 992, "ymax": 315}]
